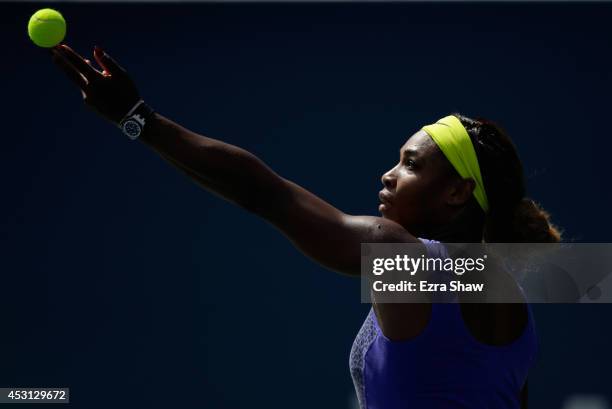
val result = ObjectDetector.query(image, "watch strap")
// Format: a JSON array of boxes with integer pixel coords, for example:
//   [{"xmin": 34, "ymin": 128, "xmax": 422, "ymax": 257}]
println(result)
[{"xmin": 118, "ymin": 100, "xmax": 155, "ymax": 140}]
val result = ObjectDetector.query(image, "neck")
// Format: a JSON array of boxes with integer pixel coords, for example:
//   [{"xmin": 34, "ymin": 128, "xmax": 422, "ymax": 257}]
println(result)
[
  {"xmin": 427, "ymin": 227, "xmax": 483, "ymax": 243},
  {"xmin": 419, "ymin": 200, "xmax": 485, "ymax": 243}
]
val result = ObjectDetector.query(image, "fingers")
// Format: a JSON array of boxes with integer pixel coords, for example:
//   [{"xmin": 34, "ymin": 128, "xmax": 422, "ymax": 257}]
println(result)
[
  {"xmin": 57, "ymin": 44, "xmax": 101, "ymax": 81},
  {"xmin": 51, "ymin": 48, "xmax": 88, "ymax": 90},
  {"xmin": 93, "ymin": 46, "xmax": 126, "ymax": 77}
]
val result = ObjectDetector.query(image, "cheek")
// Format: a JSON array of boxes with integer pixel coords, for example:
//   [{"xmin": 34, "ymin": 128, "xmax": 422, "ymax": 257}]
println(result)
[
  {"xmin": 395, "ymin": 172, "xmax": 427, "ymax": 202},
  {"xmin": 396, "ymin": 174, "xmax": 445, "ymax": 214}
]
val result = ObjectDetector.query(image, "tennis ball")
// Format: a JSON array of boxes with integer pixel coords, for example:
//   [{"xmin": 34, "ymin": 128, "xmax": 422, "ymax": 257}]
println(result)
[{"xmin": 28, "ymin": 8, "xmax": 66, "ymax": 48}]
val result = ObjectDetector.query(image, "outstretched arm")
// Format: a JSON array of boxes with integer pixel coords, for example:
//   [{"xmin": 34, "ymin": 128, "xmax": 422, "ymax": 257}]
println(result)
[
  {"xmin": 142, "ymin": 114, "xmax": 421, "ymax": 275},
  {"xmin": 50, "ymin": 44, "xmax": 421, "ymax": 276}
]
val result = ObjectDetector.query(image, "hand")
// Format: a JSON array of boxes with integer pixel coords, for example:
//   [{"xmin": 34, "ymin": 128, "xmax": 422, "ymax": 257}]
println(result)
[{"xmin": 51, "ymin": 44, "xmax": 141, "ymax": 125}]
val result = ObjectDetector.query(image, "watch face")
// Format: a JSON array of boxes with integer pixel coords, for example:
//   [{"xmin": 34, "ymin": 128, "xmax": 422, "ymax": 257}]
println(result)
[{"xmin": 122, "ymin": 120, "xmax": 142, "ymax": 140}]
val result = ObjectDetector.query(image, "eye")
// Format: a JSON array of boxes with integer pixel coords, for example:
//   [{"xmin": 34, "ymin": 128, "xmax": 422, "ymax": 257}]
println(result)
[{"xmin": 403, "ymin": 159, "xmax": 416, "ymax": 169}]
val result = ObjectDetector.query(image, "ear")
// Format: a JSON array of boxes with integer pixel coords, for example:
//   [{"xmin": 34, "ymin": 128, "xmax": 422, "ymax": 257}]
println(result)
[{"xmin": 445, "ymin": 177, "xmax": 476, "ymax": 207}]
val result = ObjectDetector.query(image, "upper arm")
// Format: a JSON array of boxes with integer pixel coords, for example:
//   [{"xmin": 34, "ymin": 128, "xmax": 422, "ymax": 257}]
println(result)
[
  {"xmin": 253, "ymin": 175, "xmax": 434, "ymax": 340},
  {"xmin": 259, "ymin": 177, "xmax": 420, "ymax": 276}
]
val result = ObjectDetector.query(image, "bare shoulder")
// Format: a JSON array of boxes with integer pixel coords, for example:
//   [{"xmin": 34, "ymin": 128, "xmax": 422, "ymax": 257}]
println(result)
[
  {"xmin": 460, "ymin": 303, "xmax": 528, "ymax": 346},
  {"xmin": 355, "ymin": 219, "xmax": 430, "ymax": 341},
  {"xmin": 371, "ymin": 240, "xmax": 529, "ymax": 343},
  {"xmin": 341, "ymin": 214, "xmax": 421, "ymax": 244},
  {"xmin": 458, "ymin": 258, "xmax": 529, "ymax": 346}
]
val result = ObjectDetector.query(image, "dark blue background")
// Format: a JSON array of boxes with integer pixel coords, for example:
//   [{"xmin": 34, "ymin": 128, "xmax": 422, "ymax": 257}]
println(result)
[{"xmin": 2, "ymin": 2, "xmax": 611, "ymax": 408}]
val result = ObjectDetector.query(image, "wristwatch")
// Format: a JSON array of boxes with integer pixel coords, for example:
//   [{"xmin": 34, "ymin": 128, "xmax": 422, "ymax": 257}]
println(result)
[{"xmin": 118, "ymin": 100, "xmax": 155, "ymax": 140}]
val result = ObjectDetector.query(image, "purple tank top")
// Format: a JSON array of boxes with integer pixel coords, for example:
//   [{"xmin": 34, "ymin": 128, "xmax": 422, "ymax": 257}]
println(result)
[{"xmin": 349, "ymin": 238, "xmax": 538, "ymax": 409}]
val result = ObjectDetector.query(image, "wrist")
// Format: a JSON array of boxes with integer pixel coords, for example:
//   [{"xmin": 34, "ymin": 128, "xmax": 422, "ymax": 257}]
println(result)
[
  {"xmin": 118, "ymin": 100, "xmax": 155, "ymax": 141},
  {"xmin": 139, "ymin": 111, "xmax": 160, "ymax": 143}
]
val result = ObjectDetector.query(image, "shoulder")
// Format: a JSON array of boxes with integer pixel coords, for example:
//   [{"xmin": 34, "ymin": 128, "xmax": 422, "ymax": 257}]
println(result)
[
  {"xmin": 342, "ymin": 215, "xmax": 422, "ymax": 245},
  {"xmin": 456, "ymin": 251, "xmax": 531, "ymax": 346},
  {"xmin": 373, "ymin": 239, "xmax": 531, "ymax": 345},
  {"xmin": 374, "ymin": 302, "xmax": 530, "ymax": 346}
]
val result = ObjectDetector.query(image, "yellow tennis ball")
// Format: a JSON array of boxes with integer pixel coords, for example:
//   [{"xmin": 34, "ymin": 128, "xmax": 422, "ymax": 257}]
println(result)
[{"xmin": 28, "ymin": 8, "xmax": 66, "ymax": 48}]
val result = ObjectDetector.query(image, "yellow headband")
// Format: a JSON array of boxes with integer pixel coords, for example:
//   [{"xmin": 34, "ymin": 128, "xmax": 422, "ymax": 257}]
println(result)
[{"xmin": 421, "ymin": 115, "xmax": 489, "ymax": 213}]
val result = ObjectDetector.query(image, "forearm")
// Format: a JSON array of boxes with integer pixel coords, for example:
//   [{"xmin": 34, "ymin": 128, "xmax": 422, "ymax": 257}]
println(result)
[
  {"xmin": 136, "ymin": 116, "xmax": 416, "ymax": 277},
  {"xmin": 139, "ymin": 113, "xmax": 286, "ymax": 213},
  {"xmin": 50, "ymin": 44, "xmax": 415, "ymax": 278}
]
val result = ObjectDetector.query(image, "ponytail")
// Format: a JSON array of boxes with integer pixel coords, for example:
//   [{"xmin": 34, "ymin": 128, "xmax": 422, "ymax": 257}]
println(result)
[
  {"xmin": 454, "ymin": 113, "xmax": 563, "ymax": 243},
  {"xmin": 510, "ymin": 197, "xmax": 562, "ymax": 243}
]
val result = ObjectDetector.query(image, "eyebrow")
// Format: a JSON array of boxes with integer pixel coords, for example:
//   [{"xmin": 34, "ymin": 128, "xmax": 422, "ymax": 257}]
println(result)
[{"xmin": 400, "ymin": 147, "xmax": 419, "ymax": 157}]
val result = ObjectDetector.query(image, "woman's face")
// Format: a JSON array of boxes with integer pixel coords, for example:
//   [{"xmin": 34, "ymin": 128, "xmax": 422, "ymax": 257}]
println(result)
[{"xmin": 379, "ymin": 130, "xmax": 460, "ymax": 234}]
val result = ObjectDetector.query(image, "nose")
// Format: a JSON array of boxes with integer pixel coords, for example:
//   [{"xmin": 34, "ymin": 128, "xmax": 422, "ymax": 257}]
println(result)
[{"xmin": 381, "ymin": 168, "xmax": 396, "ymax": 190}]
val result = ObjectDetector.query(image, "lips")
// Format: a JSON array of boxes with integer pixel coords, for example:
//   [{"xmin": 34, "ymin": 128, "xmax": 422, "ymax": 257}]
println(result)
[{"xmin": 379, "ymin": 190, "xmax": 393, "ymax": 205}]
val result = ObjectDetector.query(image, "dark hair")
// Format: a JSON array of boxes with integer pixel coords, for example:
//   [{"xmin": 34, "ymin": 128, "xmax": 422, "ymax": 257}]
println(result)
[{"xmin": 453, "ymin": 113, "xmax": 563, "ymax": 243}]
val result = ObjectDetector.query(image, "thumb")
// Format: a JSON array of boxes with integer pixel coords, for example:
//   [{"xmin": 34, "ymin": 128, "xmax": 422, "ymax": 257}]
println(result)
[{"xmin": 93, "ymin": 46, "xmax": 126, "ymax": 76}]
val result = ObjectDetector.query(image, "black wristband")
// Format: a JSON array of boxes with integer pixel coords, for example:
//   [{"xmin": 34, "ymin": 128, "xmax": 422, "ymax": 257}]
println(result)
[{"xmin": 118, "ymin": 100, "xmax": 155, "ymax": 140}]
